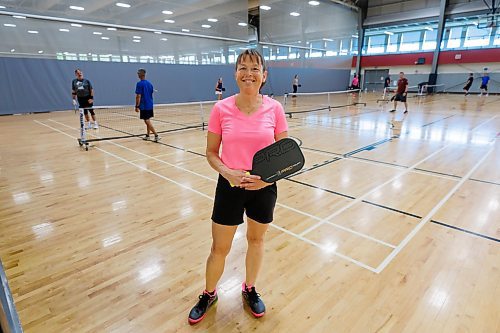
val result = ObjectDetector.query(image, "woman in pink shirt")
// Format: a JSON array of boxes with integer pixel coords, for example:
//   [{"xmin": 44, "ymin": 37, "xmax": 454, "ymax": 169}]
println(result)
[{"xmin": 188, "ymin": 50, "xmax": 288, "ymax": 324}]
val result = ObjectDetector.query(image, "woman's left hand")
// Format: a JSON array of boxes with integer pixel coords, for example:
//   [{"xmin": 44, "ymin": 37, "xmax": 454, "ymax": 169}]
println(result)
[{"xmin": 239, "ymin": 173, "xmax": 270, "ymax": 190}]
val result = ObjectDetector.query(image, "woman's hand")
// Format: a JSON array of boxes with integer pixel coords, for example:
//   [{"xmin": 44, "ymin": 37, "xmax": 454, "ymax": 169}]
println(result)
[
  {"xmin": 223, "ymin": 170, "xmax": 269, "ymax": 190},
  {"xmin": 239, "ymin": 173, "xmax": 270, "ymax": 190},
  {"xmin": 223, "ymin": 169, "xmax": 251, "ymax": 187}
]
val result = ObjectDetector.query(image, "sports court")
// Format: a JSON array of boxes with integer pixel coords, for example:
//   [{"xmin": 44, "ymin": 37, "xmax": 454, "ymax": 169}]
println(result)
[{"xmin": 1, "ymin": 1, "xmax": 499, "ymax": 332}]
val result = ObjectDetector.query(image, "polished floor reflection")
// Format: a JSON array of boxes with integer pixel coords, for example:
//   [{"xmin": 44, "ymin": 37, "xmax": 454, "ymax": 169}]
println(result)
[{"xmin": 0, "ymin": 93, "xmax": 499, "ymax": 332}]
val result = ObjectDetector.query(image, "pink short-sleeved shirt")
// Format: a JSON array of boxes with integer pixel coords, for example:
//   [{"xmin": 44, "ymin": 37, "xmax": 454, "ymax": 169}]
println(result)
[{"xmin": 208, "ymin": 95, "xmax": 288, "ymax": 171}]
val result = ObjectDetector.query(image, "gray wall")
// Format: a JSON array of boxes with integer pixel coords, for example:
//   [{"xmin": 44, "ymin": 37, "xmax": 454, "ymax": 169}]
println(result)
[{"xmin": 0, "ymin": 57, "xmax": 351, "ymax": 115}]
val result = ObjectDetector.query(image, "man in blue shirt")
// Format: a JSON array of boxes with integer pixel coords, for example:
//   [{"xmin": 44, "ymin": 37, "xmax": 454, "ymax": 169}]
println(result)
[
  {"xmin": 135, "ymin": 68, "xmax": 160, "ymax": 142},
  {"xmin": 479, "ymin": 72, "xmax": 490, "ymax": 97}
]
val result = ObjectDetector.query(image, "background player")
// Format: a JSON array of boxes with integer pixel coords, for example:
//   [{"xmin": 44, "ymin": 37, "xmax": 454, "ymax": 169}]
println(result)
[{"xmin": 72, "ymin": 69, "xmax": 98, "ymax": 129}]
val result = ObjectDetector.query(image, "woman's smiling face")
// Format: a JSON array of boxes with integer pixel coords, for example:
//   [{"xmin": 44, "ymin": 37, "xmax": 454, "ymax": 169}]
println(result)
[{"xmin": 235, "ymin": 54, "xmax": 267, "ymax": 95}]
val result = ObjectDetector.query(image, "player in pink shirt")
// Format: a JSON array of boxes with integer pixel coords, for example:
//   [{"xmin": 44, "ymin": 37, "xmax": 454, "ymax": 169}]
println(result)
[{"xmin": 188, "ymin": 49, "xmax": 289, "ymax": 325}]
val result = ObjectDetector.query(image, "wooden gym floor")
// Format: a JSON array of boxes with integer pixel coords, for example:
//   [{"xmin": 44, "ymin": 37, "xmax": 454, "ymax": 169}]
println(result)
[{"xmin": 0, "ymin": 93, "xmax": 499, "ymax": 332}]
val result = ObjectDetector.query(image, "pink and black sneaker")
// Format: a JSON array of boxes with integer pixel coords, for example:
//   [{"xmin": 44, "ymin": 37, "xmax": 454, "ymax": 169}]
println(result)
[
  {"xmin": 188, "ymin": 290, "xmax": 218, "ymax": 325},
  {"xmin": 242, "ymin": 283, "xmax": 266, "ymax": 317}
]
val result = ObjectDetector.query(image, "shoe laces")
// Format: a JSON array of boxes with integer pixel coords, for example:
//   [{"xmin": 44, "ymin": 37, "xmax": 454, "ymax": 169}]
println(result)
[{"xmin": 245, "ymin": 286, "xmax": 261, "ymax": 304}]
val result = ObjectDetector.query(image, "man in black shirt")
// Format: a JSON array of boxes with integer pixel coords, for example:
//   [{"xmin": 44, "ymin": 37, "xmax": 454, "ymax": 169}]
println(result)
[
  {"xmin": 463, "ymin": 73, "xmax": 473, "ymax": 96},
  {"xmin": 72, "ymin": 69, "xmax": 98, "ymax": 129}
]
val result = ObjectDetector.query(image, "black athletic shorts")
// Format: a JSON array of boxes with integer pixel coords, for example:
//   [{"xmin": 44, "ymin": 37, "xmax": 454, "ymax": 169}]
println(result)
[
  {"xmin": 463, "ymin": 84, "xmax": 472, "ymax": 91},
  {"xmin": 480, "ymin": 84, "xmax": 488, "ymax": 91},
  {"xmin": 211, "ymin": 174, "xmax": 277, "ymax": 226},
  {"xmin": 140, "ymin": 109, "xmax": 154, "ymax": 120},
  {"xmin": 394, "ymin": 93, "xmax": 407, "ymax": 102},
  {"xmin": 77, "ymin": 96, "xmax": 94, "ymax": 115}
]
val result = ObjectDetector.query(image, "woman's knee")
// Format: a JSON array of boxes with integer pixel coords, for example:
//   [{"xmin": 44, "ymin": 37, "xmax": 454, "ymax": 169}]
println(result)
[
  {"xmin": 210, "ymin": 242, "xmax": 232, "ymax": 257},
  {"xmin": 246, "ymin": 234, "xmax": 265, "ymax": 247}
]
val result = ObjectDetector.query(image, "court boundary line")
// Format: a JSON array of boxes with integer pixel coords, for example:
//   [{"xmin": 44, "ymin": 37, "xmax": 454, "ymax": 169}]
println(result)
[
  {"xmin": 37, "ymin": 120, "xmax": 381, "ymax": 272},
  {"xmin": 375, "ymin": 144, "xmax": 495, "ymax": 273},
  {"xmin": 49, "ymin": 119, "xmax": 398, "ymax": 248},
  {"xmin": 299, "ymin": 114, "xmax": 498, "ymax": 240},
  {"xmin": 430, "ymin": 220, "xmax": 500, "ymax": 243}
]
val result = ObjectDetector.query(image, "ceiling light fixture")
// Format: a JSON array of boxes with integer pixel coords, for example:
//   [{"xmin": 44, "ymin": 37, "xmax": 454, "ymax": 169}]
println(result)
[
  {"xmin": 207, "ymin": 18, "xmax": 218, "ymax": 22},
  {"xmin": 290, "ymin": 12, "xmax": 300, "ymax": 16},
  {"xmin": 38, "ymin": 50, "xmax": 44, "ymax": 54},
  {"xmin": 133, "ymin": 35, "xmax": 141, "ymax": 39},
  {"xmin": 28, "ymin": 30, "xmax": 39, "ymax": 34},
  {"xmin": 107, "ymin": 27, "xmax": 117, "ymax": 31},
  {"xmin": 116, "ymin": 3, "xmax": 131, "ymax": 8},
  {"xmin": 59, "ymin": 28, "xmax": 70, "ymax": 32},
  {"xmin": 384, "ymin": 31, "xmax": 394, "ymax": 35},
  {"xmin": 308, "ymin": 1, "xmax": 320, "ymax": 5},
  {"xmin": 93, "ymin": 32, "xmax": 103, "ymax": 35},
  {"xmin": 162, "ymin": 10, "xmax": 173, "ymax": 14},
  {"xmin": 164, "ymin": 19, "xmax": 175, "ymax": 23},
  {"xmin": 161, "ymin": 38, "xmax": 168, "ymax": 41},
  {"xmin": 182, "ymin": 28, "xmax": 190, "ymax": 32},
  {"xmin": 238, "ymin": 22, "xmax": 247, "ymax": 26},
  {"xmin": 101, "ymin": 36, "xmax": 110, "ymax": 40},
  {"xmin": 201, "ymin": 24, "xmax": 211, "ymax": 28},
  {"xmin": 4, "ymin": 24, "xmax": 16, "ymax": 27},
  {"xmin": 13, "ymin": 15, "xmax": 26, "ymax": 19},
  {"xmin": 322, "ymin": 38, "xmax": 333, "ymax": 41},
  {"xmin": 154, "ymin": 31, "xmax": 162, "ymax": 34},
  {"xmin": 69, "ymin": 5, "xmax": 84, "ymax": 11},
  {"xmin": 133, "ymin": 39, "xmax": 140, "ymax": 43},
  {"xmin": 260, "ymin": 5, "xmax": 271, "ymax": 10},
  {"xmin": 71, "ymin": 23, "xmax": 82, "ymax": 27}
]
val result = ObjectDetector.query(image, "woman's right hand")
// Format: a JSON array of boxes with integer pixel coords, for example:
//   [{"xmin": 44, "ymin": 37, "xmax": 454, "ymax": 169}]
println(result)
[{"xmin": 223, "ymin": 169, "xmax": 250, "ymax": 187}]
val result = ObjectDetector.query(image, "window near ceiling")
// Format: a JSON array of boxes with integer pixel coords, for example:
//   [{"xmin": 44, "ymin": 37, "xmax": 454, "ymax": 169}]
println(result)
[
  {"xmin": 367, "ymin": 35, "xmax": 385, "ymax": 54},
  {"xmin": 400, "ymin": 31, "xmax": 421, "ymax": 51},
  {"xmin": 422, "ymin": 30, "xmax": 437, "ymax": 50},
  {"xmin": 386, "ymin": 33, "xmax": 398, "ymax": 52},
  {"xmin": 464, "ymin": 25, "xmax": 491, "ymax": 47},
  {"xmin": 446, "ymin": 26, "xmax": 463, "ymax": 48}
]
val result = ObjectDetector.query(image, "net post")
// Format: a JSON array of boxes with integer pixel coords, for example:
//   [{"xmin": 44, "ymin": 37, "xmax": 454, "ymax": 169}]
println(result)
[
  {"xmin": 199, "ymin": 101, "xmax": 205, "ymax": 131},
  {"xmin": 78, "ymin": 108, "xmax": 88, "ymax": 150}
]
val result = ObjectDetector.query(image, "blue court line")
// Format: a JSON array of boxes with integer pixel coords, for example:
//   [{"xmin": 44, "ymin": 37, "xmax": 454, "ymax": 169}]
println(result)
[
  {"xmin": 284, "ymin": 178, "xmax": 355, "ymax": 200},
  {"xmin": 421, "ymin": 115, "xmax": 455, "ymax": 127},
  {"xmin": 469, "ymin": 178, "xmax": 500, "ymax": 186},
  {"xmin": 288, "ymin": 173, "xmax": 498, "ymax": 243},
  {"xmin": 362, "ymin": 200, "xmax": 422, "ymax": 219},
  {"xmin": 430, "ymin": 220, "xmax": 500, "ymax": 243},
  {"xmin": 363, "ymin": 200, "xmax": 499, "ymax": 243},
  {"xmin": 351, "ymin": 156, "xmax": 407, "ymax": 168},
  {"xmin": 301, "ymin": 146, "xmax": 343, "ymax": 156},
  {"xmin": 343, "ymin": 138, "xmax": 392, "ymax": 157},
  {"xmin": 287, "ymin": 157, "xmax": 341, "ymax": 178},
  {"xmin": 414, "ymin": 167, "xmax": 461, "ymax": 179}
]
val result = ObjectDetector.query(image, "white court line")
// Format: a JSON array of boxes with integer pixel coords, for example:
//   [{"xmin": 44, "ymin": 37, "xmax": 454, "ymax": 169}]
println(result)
[
  {"xmin": 49, "ymin": 119, "xmax": 215, "ymax": 182},
  {"xmin": 49, "ymin": 119, "xmax": 395, "ymax": 248},
  {"xmin": 37, "ymin": 120, "xmax": 379, "ymax": 272},
  {"xmin": 36, "ymin": 121, "xmax": 212, "ymax": 199},
  {"xmin": 375, "ymin": 142, "xmax": 496, "ymax": 273},
  {"xmin": 299, "ymin": 115, "xmax": 498, "ymax": 239}
]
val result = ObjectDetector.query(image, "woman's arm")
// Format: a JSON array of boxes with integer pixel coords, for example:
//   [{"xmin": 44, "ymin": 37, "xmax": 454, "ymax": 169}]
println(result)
[{"xmin": 206, "ymin": 131, "xmax": 248, "ymax": 186}]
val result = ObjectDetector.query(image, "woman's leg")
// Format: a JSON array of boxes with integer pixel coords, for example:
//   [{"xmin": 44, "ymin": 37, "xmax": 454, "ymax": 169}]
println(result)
[
  {"xmin": 244, "ymin": 218, "xmax": 269, "ymax": 286},
  {"xmin": 206, "ymin": 222, "xmax": 238, "ymax": 291}
]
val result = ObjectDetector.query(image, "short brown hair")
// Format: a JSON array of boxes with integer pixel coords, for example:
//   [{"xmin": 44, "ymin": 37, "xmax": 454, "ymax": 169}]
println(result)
[{"xmin": 235, "ymin": 49, "xmax": 266, "ymax": 72}]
